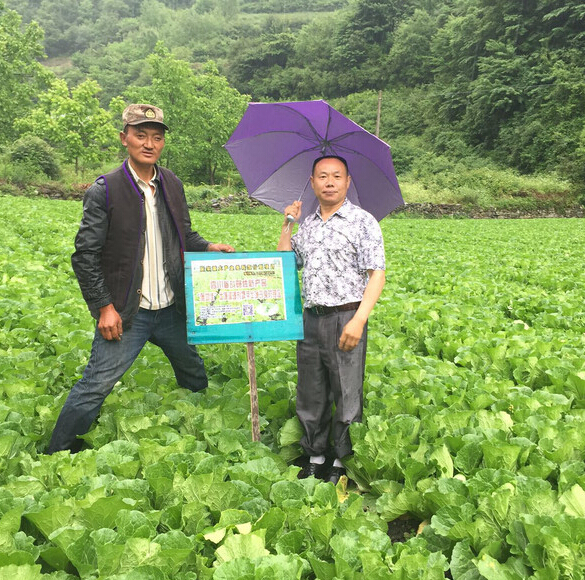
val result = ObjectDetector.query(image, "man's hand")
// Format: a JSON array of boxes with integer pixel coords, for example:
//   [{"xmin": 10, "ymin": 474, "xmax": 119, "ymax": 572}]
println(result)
[
  {"xmin": 98, "ymin": 304, "xmax": 123, "ymax": 341},
  {"xmin": 338, "ymin": 270, "xmax": 385, "ymax": 351},
  {"xmin": 278, "ymin": 201, "xmax": 302, "ymax": 251},
  {"xmin": 207, "ymin": 243, "xmax": 235, "ymax": 252},
  {"xmin": 338, "ymin": 316, "xmax": 366, "ymax": 352},
  {"xmin": 283, "ymin": 200, "xmax": 302, "ymax": 225}
]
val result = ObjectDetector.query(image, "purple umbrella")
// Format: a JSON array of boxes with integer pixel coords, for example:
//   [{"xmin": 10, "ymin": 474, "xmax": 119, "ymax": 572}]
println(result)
[{"xmin": 225, "ymin": 99, "xmax": 403, "ymax": 223}]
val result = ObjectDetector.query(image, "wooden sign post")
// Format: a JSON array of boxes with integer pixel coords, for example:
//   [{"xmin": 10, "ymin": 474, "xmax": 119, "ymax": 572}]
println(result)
[
  {"xmin": 246, "ymin": 342, "xmax": 260, "ymax": 441},
  {"xmin": 184, "ymin": 251, "xmax": 303, "ymax": 442}
]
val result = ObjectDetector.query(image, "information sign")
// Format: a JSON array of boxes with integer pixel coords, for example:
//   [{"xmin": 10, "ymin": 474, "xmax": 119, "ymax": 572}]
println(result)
[{"xmin": 185, "ymin": 251, "xmax": 303, "ymax": 344}]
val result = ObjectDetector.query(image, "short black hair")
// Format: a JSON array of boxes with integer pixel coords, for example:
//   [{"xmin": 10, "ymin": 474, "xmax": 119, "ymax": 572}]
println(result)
[{"xmin": 311, "ymin": 155, "xmax": 349, "ymax": 175}]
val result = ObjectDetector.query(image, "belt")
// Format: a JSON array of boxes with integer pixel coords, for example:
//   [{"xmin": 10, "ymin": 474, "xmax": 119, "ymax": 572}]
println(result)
[{"xmin": 306, "ymin": 302, "xmax": 361, "ymax": 316}]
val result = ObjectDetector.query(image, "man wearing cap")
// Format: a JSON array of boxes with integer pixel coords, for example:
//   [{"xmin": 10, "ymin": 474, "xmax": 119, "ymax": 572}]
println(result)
[
  {"xmin": 47, "ymin": 104, "xmax": 235, "ymax": 454},
  {"xmin": 277, "ymin": 155, "xmax": 386, "ymax": 484}
]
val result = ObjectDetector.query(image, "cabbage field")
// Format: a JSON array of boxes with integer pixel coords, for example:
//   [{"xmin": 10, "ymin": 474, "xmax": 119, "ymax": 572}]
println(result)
[{"xmin": 1, "ymin": 195, "xmax": 585, "ymax": 579}]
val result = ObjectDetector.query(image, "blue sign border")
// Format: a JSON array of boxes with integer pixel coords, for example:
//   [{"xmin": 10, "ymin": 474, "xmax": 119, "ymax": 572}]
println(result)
[{"xmin": 185, "ymin": 251, "xmax": 304, "ymax": 344}]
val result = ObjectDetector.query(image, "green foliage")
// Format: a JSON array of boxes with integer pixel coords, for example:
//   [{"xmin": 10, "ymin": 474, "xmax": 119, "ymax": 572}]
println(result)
[
  {"xmin": 226, "ymin": 31, "xmax": 297, "ymax": 99},
  {"xmin": 9, "ymin": 136, "xmax": 60, "ymax": 180},
  {"xmin": 387, "ymin": 9, "xmax": 437, "ymax": 87},
  {"xmin": 329, "ymin": 0, "xmax": 408, "ymax": 94},
  {"xmin": 0, "ymin": 160, "xmax": 44, "ymax": 189},
  {"xmin": 128, "ymin": 44, "xmax": 249, "ymax": 184},
  {"xmin": 400, "ymin": 156, "xmax": 573, "ymax": 209},
  {"xmin": 183, "ymin": 185, "xmax": 274, "ymax": 215},
  {"xmin": 3, "ymin": 198, "xmax": 585, "ymax": 577},
  {"xmin": 426, "ymin": 0, "xmax": 585, "ymax": 174},
  {"xmin": 495, "ymin": 49, "xmax": 585, "ymax": 173},
  {"xmin": 69, "ymin": 37, "xmax": 157, "ymax": 108},
  {"xmin": 562, "ymin": 126, "xmax": 585, "ymax": 200},
  {"xmin": 3, "ymin": 0, "xmax": 585, "ymax": 189},
  {"xmin": 239, "ymin": 0, "xmax": 346, "ymax": 12},
  {"xmin": 0, "ymin": 3, "xmax": 53, "ymax": 145},
  {"xmin": 7, "ymin": 0, "xmax": 143, "ymax": 57},
  {"xmin": 16, "ymin": 78, "xmax": 119, "ymax": 174}
]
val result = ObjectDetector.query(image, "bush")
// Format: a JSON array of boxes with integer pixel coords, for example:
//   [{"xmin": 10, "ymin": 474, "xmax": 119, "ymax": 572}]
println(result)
[
  {"xmin": 0, "ymin": 160, "xmax": 45, "ymax": 188},
  {"xmin": 399, "ymin": 157, "xmax": 573, "ymax": 209},
  {"xmin": 184, "ymin": 185, "xmax": 217, "ymax": 208},
  {"xmin": 10, "ymin": 136, "xmax": 61, "ymax": 180},
  {"xmin": 183, "ymin": 184, "xmax": 276, "ymax": 214},
  {"xmin": 560, "ymin": 128, "xmax": 585, "ymax": 204},
  {"xmin": 389, "ymin": 135, "xmax": 426, "ymax": 175}
]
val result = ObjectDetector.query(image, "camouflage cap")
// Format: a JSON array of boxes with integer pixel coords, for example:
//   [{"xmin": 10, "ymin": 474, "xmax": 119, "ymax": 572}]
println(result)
[{"xmin": 122, "ymin": 104, "xmax": 170, "ymax": 131}]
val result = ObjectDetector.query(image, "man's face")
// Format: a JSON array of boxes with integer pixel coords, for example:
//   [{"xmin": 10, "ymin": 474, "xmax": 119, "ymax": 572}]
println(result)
[
  {"xmin": 310, "ymin": 157, "xmax": 351, "ymax": 209},
  {"xmin": 120, "ymin": 124, "xmax": 165, "ymax": 168}
]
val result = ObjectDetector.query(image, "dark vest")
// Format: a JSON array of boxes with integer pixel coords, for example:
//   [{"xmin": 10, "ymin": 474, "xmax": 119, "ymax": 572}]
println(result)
[{"xmin": 99, "ymin": 161, "xmax": 186, "ymax": 317}]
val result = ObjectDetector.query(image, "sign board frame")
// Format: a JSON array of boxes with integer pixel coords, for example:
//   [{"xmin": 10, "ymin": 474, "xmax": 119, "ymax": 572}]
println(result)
[{"xmin": 185, "ymin": 251, "xmax": 303, "ymax": 345}]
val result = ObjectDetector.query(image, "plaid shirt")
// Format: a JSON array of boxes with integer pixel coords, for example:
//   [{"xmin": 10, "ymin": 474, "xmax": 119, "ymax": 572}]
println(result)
[{"xmin": 291, "ymin": 199, "xmax": 386, "ymax": 308}]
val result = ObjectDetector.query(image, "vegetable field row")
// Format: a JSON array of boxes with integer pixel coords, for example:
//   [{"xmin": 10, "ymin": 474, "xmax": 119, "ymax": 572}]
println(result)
[{"xmin": 1, "ymin": 195, "xmax": 585, "ymax": 579}]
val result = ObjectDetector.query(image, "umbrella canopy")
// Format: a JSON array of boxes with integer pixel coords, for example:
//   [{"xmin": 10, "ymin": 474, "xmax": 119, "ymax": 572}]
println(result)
[{"xmin": 225, "ymin": 99, "xmax": 403, "ymax": 223}]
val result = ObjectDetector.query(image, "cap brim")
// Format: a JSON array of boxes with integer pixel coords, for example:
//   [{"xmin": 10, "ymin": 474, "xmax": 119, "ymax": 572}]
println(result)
[{"xmin": 126, "ymin": 120, "xmax": 170, "ymax": 131}]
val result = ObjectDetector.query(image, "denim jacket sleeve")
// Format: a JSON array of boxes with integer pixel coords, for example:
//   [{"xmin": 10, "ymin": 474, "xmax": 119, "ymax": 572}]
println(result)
[{"xmin": 71, "ymin": 179, "xmax": 113, "ymax": 314}]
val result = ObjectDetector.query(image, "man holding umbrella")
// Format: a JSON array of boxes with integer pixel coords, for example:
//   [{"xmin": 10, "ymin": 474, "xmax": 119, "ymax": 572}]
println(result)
[{"xmin": 277, "ymin": 155, "xmax": 386, "ymax": 484}]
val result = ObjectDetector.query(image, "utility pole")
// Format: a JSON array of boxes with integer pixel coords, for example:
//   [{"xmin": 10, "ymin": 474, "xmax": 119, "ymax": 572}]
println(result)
[{"xmin": 375, "ymin": 90, "xmax": 382, "ymax": 137}]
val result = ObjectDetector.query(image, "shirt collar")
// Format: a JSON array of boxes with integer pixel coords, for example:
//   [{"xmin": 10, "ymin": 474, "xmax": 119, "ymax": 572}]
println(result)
[
  {"xmin": 127, "ymin": 159, "xmax": 159, "ymax": 188},
  {"xmin": 314, "ymin": 198, "xmax": 352, "ymax": 221}
]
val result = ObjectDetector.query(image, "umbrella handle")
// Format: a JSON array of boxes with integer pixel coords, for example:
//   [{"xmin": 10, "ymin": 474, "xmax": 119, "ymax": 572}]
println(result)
[{"xmin": 286, "ymin": 214, "xmax": 295, "ymax": 223}]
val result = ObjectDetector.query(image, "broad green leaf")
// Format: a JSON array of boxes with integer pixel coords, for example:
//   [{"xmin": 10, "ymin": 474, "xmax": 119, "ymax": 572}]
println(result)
[
  {"xmin": 559, "ymin": 484, "xmax": 585, "ymax": 518},
  {"xmin": 24, "ymin": 505, "xmax": 74, "ymax": 541},
  {"xmin": 215, "ymin": 530, "xmax": 269, "ymax": 563},
  {"xmin": 0, "ymin": 564, "xmax": 43, "ymax": 580},
  {"xmin": 475, "ymin": 554, "xmax": 527, "ymax": 580}
]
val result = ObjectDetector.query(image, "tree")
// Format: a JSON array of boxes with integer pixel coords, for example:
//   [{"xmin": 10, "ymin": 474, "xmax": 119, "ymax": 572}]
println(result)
[
  {"xmin": 70, "ymin": 37, "xmax": 155, "ymax": 106},
  {"xmin": 387, "ymin": 9, "xmax": 437, "ymax": 87},
  {"xmin": 0, "ymin": 2, "xmax": 52, "ymax": 144},
  {"xmin": 462, "ymin": 40, "xmax": 529, "ymax": 148},
  {"xmin": 532, "ymin": 0, "xmax": 585, "ymax": 50},
  {"xmin": 226, "ymin": 31, "xmax": 296, "ymax": 99},
  {"xmin": 329, "ymin": 0, "xmax": 415, "ymax": 94},
  {"xmin": 194, "ymin": 61, "xmax": 250, "ymax": 184},
  {"xmin": 129, "ymin": 43, "xmax": 249, "ymax": 184},
  {"xmin": 286, "ymin": 17, "xmax": 341, "ymax": 99},
  {"xmin": 496, "ymin": 49, "xmax": 585, "ymax": 172},
  {"xmin": 427, "ymin": 0, "xmax": 585, "ymax": 171},
  {"xmin": 35, "ymin": 0, "xmax": 88, "ymax": 57},
  {"xmin": 10, "ymin": 135, "xmax": 61, "ymax": 179},
  {"xmin": 18, "ymin": 78, "xmax": 119, "ymax": 174}
]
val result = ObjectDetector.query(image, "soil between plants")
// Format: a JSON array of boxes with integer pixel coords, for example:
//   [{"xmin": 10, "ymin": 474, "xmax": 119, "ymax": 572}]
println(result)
[{"xmin": 386, "ymin": 515, "xmax": 421, "ymax": 543}]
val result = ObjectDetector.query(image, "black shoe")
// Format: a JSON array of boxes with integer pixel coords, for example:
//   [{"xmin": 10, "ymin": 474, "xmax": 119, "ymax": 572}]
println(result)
[
  {"xmin": 298, "ymin": 462, "xmax": 325, "ymax": 479},
  {"xmin": 326, "ymin": 466, "xmax": 346, "ymax": 485}
]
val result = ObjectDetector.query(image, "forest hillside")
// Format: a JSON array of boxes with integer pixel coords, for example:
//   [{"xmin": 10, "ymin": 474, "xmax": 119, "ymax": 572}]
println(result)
[{"xmin": 2, "ymin": 0, "xmax": 584, "ymax": 208}]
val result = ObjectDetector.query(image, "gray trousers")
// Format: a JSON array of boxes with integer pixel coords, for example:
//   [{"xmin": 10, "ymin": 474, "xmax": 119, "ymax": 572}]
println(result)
[{"xmin": 296, "ymin": 309, "xmax": 367, "ymax": 459}]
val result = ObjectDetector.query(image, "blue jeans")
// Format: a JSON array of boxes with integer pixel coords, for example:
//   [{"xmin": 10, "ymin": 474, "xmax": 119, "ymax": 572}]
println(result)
[{"xmin": 48, "ymin": 305, "xmax": 207, "ymax": 453}]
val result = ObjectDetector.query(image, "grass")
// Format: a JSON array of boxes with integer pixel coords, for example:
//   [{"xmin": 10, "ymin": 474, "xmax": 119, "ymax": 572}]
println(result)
[{"xmin": 399, "ymin": 165, "xmax": 576, "ymax": 210}]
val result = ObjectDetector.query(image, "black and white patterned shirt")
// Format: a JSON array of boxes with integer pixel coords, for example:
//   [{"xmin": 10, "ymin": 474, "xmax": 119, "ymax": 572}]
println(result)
[{"xmin": 291, "ymin": 199, "xmax": 386, "ymax": 308}]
